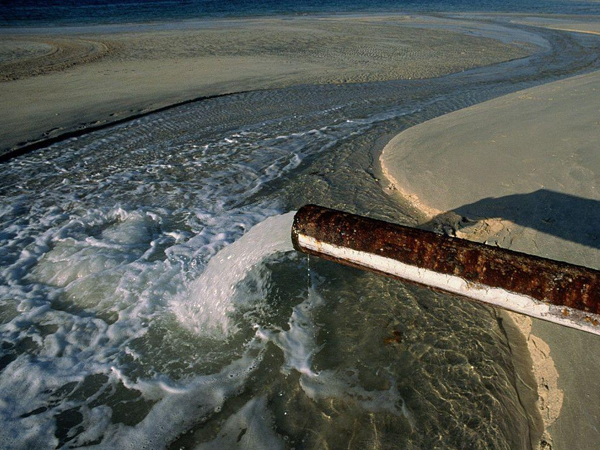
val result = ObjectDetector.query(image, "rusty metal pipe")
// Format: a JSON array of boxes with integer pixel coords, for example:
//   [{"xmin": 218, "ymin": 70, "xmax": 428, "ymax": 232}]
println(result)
[{"xmin": 291, "ymin": 204, "xmax": 600, "ymax": 335}]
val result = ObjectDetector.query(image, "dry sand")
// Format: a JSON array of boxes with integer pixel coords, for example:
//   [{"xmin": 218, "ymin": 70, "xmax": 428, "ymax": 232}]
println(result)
[
  {"xmin": 0, "ymin": 13, "xmax": 554, "ymax": 447},
  {"xmin": 486, "ymin": 14, "xmax": 600, "ymax": 37},
  {"xmin": 0, "ymin": 15, "xmax": 532, "ymax": 156},
  {"xmin": 381, "ymin": 20, "xmax": 600, "ymax": 448}
]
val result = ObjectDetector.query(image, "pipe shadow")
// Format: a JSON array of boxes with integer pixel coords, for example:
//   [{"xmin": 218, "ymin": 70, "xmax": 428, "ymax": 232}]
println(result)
[{"xmin": 423, "ymin": 189, "xmax": 600, "ymax": 251}]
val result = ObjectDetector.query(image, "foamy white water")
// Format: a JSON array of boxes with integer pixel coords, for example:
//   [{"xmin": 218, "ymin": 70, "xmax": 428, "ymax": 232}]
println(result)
[
  {"xmin": 1, "ymin": 42, "xmax": 580, "ymax": 445},
  {"xmin": 173, "ymin": 212, "xmax": 296, "ymax": 336},
  {"xmin": 0, "ymin": 87, "xmax": 419, "ymax": 448}
]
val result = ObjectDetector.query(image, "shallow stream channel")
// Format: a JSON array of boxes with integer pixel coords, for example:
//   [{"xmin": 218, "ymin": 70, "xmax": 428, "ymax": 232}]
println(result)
[{"xmin": 1, "ymin": 19, "xmax": 600, "ymax": 450}]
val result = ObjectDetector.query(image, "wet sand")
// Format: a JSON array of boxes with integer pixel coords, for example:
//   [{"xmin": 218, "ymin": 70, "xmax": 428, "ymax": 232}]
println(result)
[
  {"xmin": 381, "ymin": 18, "xmax": 600, "ymax": 449},
  {"xmin": 0, "ymin": 13, "xmax": 564, "ymax": 448},
  {"xmin": 0, "ymin": 15, "xmax": 532, "ymax": 156}
]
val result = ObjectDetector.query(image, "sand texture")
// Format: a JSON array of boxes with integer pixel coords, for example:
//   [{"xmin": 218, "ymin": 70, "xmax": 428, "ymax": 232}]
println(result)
[
  {"xmin": 0, "ymin": 37, "xmax": 112, "ymax": 81},
  {"xmin": 0, "ymin": 15, "xmax": 532, "ymax": 155},
  {"xmin": 381, "ymin": 54, "xmax": 600, "ymax": 450},
  {"xmin": 507, "ymin": 15, "xmax": 600, "ymax": 36},
  {"xmin": 381, "ymin": 69, "xmax": 600, "ymax": 266}
]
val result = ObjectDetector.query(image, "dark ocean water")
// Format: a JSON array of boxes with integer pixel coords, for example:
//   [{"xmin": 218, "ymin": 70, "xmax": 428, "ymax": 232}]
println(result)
[{"xmin": 1, "ymin": 0, "xmax": 600, "ymax": 27}]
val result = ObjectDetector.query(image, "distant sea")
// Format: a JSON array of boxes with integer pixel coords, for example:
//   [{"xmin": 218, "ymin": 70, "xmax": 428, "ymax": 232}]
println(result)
[{"xmin": 1, "ymin": 0, "xmax": 600, "ymax": 27}]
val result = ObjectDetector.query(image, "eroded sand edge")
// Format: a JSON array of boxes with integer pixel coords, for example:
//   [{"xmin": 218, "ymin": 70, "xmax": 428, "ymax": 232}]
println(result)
[
  {"xmin": 380, "ymin": 21, "xmax": 600, "ymax": 449},
  {"xmin": 0, "ymin": 15, "xmax": 533, "ymax": 156}
]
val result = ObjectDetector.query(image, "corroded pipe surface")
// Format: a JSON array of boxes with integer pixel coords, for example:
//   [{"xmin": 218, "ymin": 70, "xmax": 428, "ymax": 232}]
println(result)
[{"xmin": 292, "ymin": 204, "xmax": 600, "ymax": 335}]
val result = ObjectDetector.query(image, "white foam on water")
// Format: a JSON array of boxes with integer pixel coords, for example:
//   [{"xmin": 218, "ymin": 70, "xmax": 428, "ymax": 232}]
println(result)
[
  {"xmin": 194, "ymin": 396, "xmax": 284, "ymax": 450},
  {"xmin": 0, "ymin": 112, "xmax": 355, "ymax": 448},
  {"xmin": 300, "ymin": 369, "xmax": 414, "ymax": 424},
  {"xmin": 90, "ymin": 339, "xmax": 267, "ymax": 450},
  {"xmin": 257, "ymin": 281, "xmax": 413, "ymax": 424},
  {"xmin": 0, "ymin": 84, "xmax": 464, "ymax": 448},
  {"xmin": 256, "ymin": 285, "xmax": 325, "ymax": 377},
  {"xmin": 172, "ymin": 212, "xmax": 296, "ymax": 337}
]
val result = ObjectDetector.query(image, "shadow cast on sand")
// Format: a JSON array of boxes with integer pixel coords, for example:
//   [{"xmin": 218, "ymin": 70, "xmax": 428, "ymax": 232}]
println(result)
[{"xmin": 423, "ymin": 189, "xmax": 600, "ymax": 252}]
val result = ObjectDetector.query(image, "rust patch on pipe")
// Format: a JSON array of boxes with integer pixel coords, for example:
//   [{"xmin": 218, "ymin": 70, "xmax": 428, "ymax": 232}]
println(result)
[{"xmin": 292, "ymin": 204, "xmax": 600, "ymax": 317}]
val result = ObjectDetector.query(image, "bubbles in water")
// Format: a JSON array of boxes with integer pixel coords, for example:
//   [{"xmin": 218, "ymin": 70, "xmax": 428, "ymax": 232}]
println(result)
[
  {"xmin": 0, "ymin": 45, "xmax": 576, "ymax": 445},
  {"xmin": 256, "ymin": 285, "xmax": 325, "ymax": 377},
  {"xmin": 195, "ymin": 397, "xmax": 284, "ymax": 450},
  {"xmin": 172, "ymin": 212, "xmax": 296, "ymax": 336}
]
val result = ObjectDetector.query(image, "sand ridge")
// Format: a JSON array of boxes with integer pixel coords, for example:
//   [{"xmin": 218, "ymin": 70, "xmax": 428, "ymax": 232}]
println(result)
[
  {"xmin": 0, "ymin": 36, "xmax": 113, "ymax": 81},
  {"xmin": 380, "ymin": 18, "xmax": 600, "ymax": 449},
  {"xmin": 0, "ymin": 15, "xmax": 534, "ymax": 156},
  {"xmin": 0, "ymin": 12, "xmax": 579, "ymax": 449}
]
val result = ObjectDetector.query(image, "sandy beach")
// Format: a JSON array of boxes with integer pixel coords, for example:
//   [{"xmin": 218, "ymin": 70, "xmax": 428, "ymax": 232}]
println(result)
[
  {"xmin": 0, "ymin": 15, "xmax": 533, "ymax": 157},
  {"xmin": 3, "ymin": 10, "xmax": 598, "ymax": 449},
  {"xmin": 381, "ymin": 18, "xmax": 600, "ymax": 449}
]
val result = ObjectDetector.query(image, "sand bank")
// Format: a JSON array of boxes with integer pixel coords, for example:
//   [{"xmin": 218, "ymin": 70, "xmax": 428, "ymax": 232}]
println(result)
[
  {"xmin": 488, "ymin": 14, "xmax": 600, "ymax": 37},
  {"xmin": 381, "ymin": 52, "xmax": 600, "ymax": 450},
  {"xmin": 0, "ymin": 15, "xmax": 533, "ymax": 157}
]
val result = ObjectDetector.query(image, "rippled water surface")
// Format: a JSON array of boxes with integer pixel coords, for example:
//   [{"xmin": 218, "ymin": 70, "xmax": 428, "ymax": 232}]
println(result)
[{"xmin": 1, "ymin": 23, "xmax": 600, "ymax": 449}]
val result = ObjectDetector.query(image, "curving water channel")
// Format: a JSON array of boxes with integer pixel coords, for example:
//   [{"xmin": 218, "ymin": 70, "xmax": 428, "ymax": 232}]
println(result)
[{"xmin": 1, "ymin": 21, "xmax": 600, "ymax": 449}]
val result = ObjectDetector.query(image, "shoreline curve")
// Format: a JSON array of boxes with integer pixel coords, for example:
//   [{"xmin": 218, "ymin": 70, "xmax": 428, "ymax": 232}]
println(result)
[
  {"xmin": 380, "ymin": 60, "xmax": 600, "ymax": 450},
  {"xmin": 0, "ymin": 14, "xmax": 536, "ymax": 159}
]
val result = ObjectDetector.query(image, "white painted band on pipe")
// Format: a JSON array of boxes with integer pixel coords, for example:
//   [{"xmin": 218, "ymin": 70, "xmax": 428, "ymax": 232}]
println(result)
[{"xmin": 297, "ymin": 233, "xmax": 600, "ymax": 336}]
